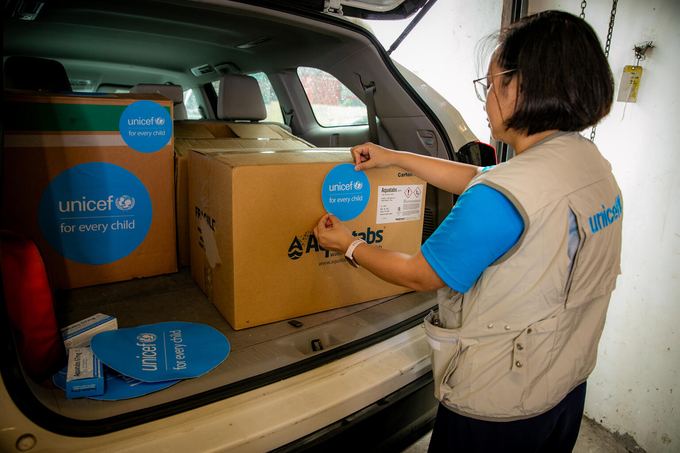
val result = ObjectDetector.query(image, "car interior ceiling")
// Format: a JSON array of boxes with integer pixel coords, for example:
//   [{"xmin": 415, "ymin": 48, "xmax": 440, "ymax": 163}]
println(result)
[
  {"xmin": 3, "ymin": 0, "xmax": 366, "ymax": 90},
  {"xmin": 4, "ymin": 0, "xmax": 446, "ymax": 156}
]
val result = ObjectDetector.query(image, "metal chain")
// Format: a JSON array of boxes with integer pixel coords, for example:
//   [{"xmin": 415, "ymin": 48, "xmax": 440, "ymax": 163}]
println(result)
[
  {"xmin": 580, "ymin": 0, "xmax": 587, "ymax": 19},
  {"xmin": 588, "ymin": 0, "xmax": 618, "ymax": 142}
]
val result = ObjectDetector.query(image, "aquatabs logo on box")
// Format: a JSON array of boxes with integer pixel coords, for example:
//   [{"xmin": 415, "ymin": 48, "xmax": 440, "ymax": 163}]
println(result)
[
  {"xmin": 39, "ymin": 162, "xmax": 153, "ymax": 265},
  {"xmin": 119, "ymin": 100, "xmax": 173, "ymax": 153},
  {"xmin": 90, "ymin": 322, "xmax": 230, "ymax": 383},
  {"xmin": 287, "ymin": 227, "xmax": 384, "ymax": 261},
  {"xmin": 322, "ymin": 163, "xmax": 371, "ymax": 221}
]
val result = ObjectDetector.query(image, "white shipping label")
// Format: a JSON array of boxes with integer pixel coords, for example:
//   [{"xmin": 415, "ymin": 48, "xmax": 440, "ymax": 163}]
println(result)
[{"xmin": 377, "ymin": 185, "xmax": 424, "ymax": 224}]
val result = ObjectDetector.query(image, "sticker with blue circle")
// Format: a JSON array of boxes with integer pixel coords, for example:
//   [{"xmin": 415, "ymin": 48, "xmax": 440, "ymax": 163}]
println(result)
[
  {"xmin": 90, "ymin": 322, "xmax": 230, "ymax": 383},
  {"xmin": 321, "ymin": 163, "xmax": 370, "ymax": 221},
  {"xmin": 38, "ymin": 162, "xmax": 152, "ymax": 265},
  {"xmin": 53, "ymin": 366, "xmax": 179, "ymax": 401},
  {"xmin": 119, "ymin": 100, "xmax": 172, "ymax": 153}
]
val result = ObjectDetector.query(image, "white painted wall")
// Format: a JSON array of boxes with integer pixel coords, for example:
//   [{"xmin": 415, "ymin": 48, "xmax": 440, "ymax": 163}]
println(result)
[
  {"xmin": 370, "ymin": 1, "xmax": 679, "ymax": 451},
  {"xmin": 524, "ymin": 2, "xmax": 680, "ymax": 451}
]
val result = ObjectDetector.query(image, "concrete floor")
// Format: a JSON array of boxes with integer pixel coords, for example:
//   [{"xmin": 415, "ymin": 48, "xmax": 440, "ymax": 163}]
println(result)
[{"xmin": 401, "ymin": 416, "xmax": 646, "ymax": 453}]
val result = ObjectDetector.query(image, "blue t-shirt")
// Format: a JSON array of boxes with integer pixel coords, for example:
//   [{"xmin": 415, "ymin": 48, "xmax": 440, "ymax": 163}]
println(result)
[{"xmin": 421, "ymin": 184, "xmax": 524, "ymax": 293}]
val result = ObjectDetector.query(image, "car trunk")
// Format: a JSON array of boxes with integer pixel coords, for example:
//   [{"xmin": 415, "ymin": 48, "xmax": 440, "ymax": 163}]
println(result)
[
  {"xmin": 2, "ymin": 0, "xmax": 451, "ymax": 435},
  {"xmin": 32, "ymin": 268, "xmax": 436, "ymax": 421}
]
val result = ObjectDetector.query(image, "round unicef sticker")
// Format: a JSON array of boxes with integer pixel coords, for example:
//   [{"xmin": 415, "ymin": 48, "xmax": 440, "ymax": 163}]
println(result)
[
  {"xmin": 38, "ymin": 162, "xmax": 153, "ymax": 265},
  {"xmin": 90, "ymin": 322, "xmax": 230, "ymax": 383},
  {"xmin": 322, "ymin": 163, "xmax": 370, "ymax": 221},
  {"xmin": 119, "ymin": 100, "xmax": 172, "ymax": 153}
]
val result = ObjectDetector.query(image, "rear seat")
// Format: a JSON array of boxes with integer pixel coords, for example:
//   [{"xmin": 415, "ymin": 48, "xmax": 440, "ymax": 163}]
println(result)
[
  {"xmin": 208, "ymin": 73, "xmax": 292, "ymax": 133},
  {"xmin": 4, "ymin": 56, "xmax": 72, "ymax": 91},
  {"xmin": 172, "ymin": 74, "xmax": 315, "ymax": 267},
  {"xmin": 129, "ymin": 83, "xmax": 188, "ymax": 120}
]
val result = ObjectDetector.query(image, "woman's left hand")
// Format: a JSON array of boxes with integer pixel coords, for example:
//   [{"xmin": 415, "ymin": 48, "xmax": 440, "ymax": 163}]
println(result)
[{"xmin": 314, "ymin": 214, "xmax": 355, "ymax": 254}]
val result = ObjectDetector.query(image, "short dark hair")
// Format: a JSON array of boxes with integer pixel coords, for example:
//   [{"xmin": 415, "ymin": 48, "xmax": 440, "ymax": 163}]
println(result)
[{"xmin": 494, "ymin": 10, "xmax": 614, "ymax": 136}]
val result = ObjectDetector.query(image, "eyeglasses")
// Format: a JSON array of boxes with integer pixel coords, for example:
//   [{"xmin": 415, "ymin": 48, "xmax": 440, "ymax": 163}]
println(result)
[{"xmin": 473, "ymin": 69, "xmax": 517, "ymax": 102}]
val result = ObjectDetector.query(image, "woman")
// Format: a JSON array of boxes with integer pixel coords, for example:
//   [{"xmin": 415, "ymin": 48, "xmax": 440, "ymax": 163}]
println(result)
[{"xmin": 315, "ymin": 10, "xmax": 623, "ymax": 453}]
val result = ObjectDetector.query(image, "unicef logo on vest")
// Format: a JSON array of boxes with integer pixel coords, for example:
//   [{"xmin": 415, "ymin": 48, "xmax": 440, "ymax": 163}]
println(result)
[
  {"xmin": 115, "ymin": 195, "xmax": 136, "ymax": 211},
  {"xmin": 137, "ymin": 333, "xmax": 157, "ymax": 343}
]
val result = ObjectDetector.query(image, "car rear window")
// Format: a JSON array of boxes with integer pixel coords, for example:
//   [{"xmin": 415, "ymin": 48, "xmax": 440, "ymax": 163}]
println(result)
[{"xmin": 297, "ymin": 67, "xmax": 368, "ymax": 127}]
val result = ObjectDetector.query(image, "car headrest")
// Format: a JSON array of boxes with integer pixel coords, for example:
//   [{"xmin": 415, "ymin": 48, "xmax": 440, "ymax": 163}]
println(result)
[
  {"xmin": 217, "ymin": 74, "xmax": 266, "ymax": 121},
  {"xmin": 129, "ymin": 84, "xmax": 187, "ymax": 120},
  {"xmin": 4, "ymin": 56, "xmax": 72, "ymax": 92}
]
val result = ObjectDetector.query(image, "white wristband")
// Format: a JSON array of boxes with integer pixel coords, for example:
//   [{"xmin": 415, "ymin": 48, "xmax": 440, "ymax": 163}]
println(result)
[{"xmin": 344, "ymin": 239, "xmax": 366, "ymax": 268}]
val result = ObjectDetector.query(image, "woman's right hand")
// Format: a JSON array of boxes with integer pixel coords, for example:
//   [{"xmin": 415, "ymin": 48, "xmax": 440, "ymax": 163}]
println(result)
[{"xmin": 350, "ymin": 142, "xmax": 397, "ymax": 171}]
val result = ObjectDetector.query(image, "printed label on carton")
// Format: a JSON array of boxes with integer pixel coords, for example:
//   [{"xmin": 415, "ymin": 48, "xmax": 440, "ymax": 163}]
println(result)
[
  {"xmin": 321, "ymin": 163, "xmax": 370, "ymax": 221},
  {"xmin": 287, "ymin": 226, "xmax": 384, "ymax": 266},
  {"xmin": 377, "ymin": 185, "xmax": 423, "ymax": 224},
  {"xmin": 119, "ymin": 100, "xmax": 173, "ymax": 153},
  {"xmin": 38, "ymin": 162, "xmax": 152, "ymax": 264}
]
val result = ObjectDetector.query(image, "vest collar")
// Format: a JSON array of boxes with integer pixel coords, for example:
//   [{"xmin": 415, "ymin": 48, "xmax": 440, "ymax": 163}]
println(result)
[{"xmin": 522, "ymin": 131, "xmax": 572, "ymax": 155}]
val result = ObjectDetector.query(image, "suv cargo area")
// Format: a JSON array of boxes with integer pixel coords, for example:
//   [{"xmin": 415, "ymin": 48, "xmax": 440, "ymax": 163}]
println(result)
[
  {"xmin": 1, "ymin": 0, "xmax": 476, "ymax": 445},
  {"xmin": 47, "ymin": 268, "xmax": 437, "ymax": 421}
]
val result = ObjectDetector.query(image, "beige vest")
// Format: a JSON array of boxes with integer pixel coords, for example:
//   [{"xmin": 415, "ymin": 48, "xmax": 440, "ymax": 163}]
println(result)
[{"xmin": 424, "ymin": 132, "xmax": 622, "ymax": 421}]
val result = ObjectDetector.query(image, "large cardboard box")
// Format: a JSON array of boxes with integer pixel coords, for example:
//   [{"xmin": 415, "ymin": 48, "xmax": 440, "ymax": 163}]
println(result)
[
  {"xmin": 2, "ymin": 91, "xmax": 177, "ymax": 290},
  {"xmin": 189, "ymin": 148, "xmax": 427, "ymax": 330},
  {"xmin": 173, "ymin": 121, "xmax": 314, "ymax": 267}
]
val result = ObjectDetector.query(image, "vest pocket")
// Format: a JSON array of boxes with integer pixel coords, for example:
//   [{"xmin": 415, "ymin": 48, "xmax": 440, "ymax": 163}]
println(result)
[
  {"xmin": 515, "ymin": 316, "xmax": 559, "ymax": 410},
  {"xmin": 436, "ymin": 286, "xmax": 463, "ymax": 328},
  {"xmin": 424, "ymin": 311, "xmax": 461, "ymax": 401}
]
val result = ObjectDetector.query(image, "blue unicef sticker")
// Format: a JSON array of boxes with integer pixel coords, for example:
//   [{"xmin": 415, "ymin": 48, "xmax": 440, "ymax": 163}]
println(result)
[
  {"xmin": 90, "ymin": 322, "xmax": 230, "ymax": 383},
  {"xmin": 38, "ymin": 162, "xmax": 152, "ymax": 265},
  {"xmin": 321, "ymin": 163, "xmax": 370, "ymax": 221},
  {"xmin": 53, "ymin": 366, "xmax": 179, "ymax": 401},
  {"xmin": 119, "ymin": 100, "xmax": 172, "ymax": 153}
]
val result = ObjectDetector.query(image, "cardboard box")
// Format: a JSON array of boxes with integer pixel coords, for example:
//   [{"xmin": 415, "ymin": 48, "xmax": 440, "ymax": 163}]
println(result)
[
  {"xmin": 2, "ymin": 90, "xmax": 177, "ymax": 290},
  {"xmin": 66, "ymin": 347, "xmax": 104, "ymax": 399},
  {"xmin": 189, "ymin": 148, "xmax": 426, "ymax": 330},
  {"xmin": 61, "ymin": 313, "xmax": 118, "ymax": 354},
  {"xmin": 173, "ymin": 121, "xmax": 313, "ymax": 267}
]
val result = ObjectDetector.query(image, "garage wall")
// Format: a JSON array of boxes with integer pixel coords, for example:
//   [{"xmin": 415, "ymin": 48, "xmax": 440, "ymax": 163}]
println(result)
[
  {"xmin": 527, "ymin": 2, "xmax": 680, "ymax": 451},
  {"xmin": 369, "ymin": 1, "xmax": 679, "ymax": 452}
]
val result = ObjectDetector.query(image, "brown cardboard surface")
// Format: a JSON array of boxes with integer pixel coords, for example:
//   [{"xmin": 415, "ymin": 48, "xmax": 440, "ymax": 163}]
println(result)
[
  {"xmin": 173, "ymin": 122, "xmax": 314, "ymax": 267},
  {"xmin": 189, "ymin": 148, "xmax": 427, "ymax": 330},
  {"xmin": 2, "ymin": 91, "xmax": 177, "ymax": 290}
]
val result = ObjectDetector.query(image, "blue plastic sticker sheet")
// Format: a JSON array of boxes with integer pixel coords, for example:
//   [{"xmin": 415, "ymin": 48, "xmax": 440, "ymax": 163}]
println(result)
[
  {"xmin": 38, "ymin": 162, "xmax": 153, "ymax": 265},
  {"xmin": 53, "ymin": 366, "xmax": 179, "ymax": 401},
  {"xmin": 119, "ymin": 100, "xmax": 173, "ymax": 153},
  {"xmin": 90, "ymin": 322, "xmax": 230, "ymax": 382},
  {"xmin": 321, "ymin": 163, "xmax": 370, "ymax": 221}
]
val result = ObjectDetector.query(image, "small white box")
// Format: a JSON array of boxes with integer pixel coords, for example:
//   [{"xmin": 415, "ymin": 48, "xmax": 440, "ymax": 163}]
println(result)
[
  {"xmin": 61, "ymin": 313, "xmax": 117, "ymax": 353},
  {"xmin": 66, "ymin": 347, "xmax": 104, "ymax": 399}
]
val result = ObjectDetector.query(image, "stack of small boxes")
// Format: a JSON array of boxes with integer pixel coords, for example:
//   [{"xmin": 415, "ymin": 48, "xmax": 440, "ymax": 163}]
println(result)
[{"xmin": 61, "ymin": 313, "xmax": 117, "ymax": 399}]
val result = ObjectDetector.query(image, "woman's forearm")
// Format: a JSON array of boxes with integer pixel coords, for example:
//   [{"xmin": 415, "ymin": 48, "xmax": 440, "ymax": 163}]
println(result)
[
  {"xmin": 351, "ymin": 244, "xmax": 445, "ymax": 293},
  {"xmin": 391, "ymin": 151, "xmax": 480, "ymax": 195}
]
